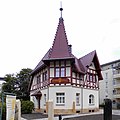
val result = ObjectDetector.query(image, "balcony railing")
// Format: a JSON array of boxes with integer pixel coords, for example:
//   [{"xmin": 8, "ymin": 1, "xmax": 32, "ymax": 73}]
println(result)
[
  {"xmin": 113, "ymin": 93, "xmax": 120, "ymax": 98},
  {"xmin": 113, "ymin": 72, "xmax": 120, "ymax": 79},
  {"xmin": 113, "ymin": 70, "xmax": 120, "ymax": 74},
  {"xmin": 114, "ymin": 84, "xmax": 120, "ymax": 88}
]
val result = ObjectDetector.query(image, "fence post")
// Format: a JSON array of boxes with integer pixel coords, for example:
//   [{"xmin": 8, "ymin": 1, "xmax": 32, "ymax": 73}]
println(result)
[{"xmin": 104, "ymin": 99, "xmax": 112, "ymax": 120}]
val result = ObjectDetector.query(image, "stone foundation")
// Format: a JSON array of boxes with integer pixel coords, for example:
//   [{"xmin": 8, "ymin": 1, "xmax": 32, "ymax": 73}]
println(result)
[{"xmin": 34, "ymin": 108, "xmax": 99, "ymax": 114}]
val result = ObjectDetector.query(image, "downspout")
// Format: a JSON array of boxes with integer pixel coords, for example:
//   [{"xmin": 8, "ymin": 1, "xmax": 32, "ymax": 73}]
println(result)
[
  {"xmin": 81, "ymin": 75, "xmax": 85, "ymax": 113},
  {"xmin": 81, "ymin": 86, "xmax": 83, "ymax": 113}
]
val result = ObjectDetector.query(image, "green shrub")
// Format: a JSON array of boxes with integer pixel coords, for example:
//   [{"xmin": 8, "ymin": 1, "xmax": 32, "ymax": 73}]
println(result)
[
  {"xmin": 0, "ymin": 102, "xmax": 6, "ymax": 120},
  {"xmin": 21, "ymin": 100, "xmax": 34, "ymax": 114}
]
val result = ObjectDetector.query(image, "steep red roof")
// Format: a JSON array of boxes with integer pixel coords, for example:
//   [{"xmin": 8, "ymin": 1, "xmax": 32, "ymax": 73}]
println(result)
[
  {"xmin": 31, "ymin": 49, "xmax": 51, "ymax": 75},
  {"xmin": 79, "ymin": 50, "xmax": 103, "ymax": 80},
  {"xmin": 80, "ymin": 50, "xmax": 96, "ymax": 71},
  {"xmin": 48, "ymin": 17, "xmax": 73, "ymax": 60}
]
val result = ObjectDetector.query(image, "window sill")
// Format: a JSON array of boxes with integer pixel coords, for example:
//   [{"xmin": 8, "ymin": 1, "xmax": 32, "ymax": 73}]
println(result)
[
  {"xmin": 76, "ymin": 104, "xmax": 80, "ymax": 106},
  {"xmin": 89, "ymin": 103, "xmax": 95, "ymax": 106},
  {"xmin": 56, "ymin": 104, "xmax": 65, "ymax": 106}
]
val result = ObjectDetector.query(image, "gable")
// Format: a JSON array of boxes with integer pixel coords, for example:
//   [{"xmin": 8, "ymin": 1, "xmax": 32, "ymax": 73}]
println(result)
[{"xmin": 89, "ymin": 62, "xmax": 96, "ymax": 70}]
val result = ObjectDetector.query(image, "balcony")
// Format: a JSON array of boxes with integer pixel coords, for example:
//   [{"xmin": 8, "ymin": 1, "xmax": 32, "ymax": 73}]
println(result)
[
  {"xmin": 114, "ymin": 84, "xmax": 120, "ymax": 88},
  {"xmin": 113, "ymin": 93, "xmax": 120, "ymax": 98},
  {"xmin": 113, "ymin": 70, "xmax": 120, "ymax": 79}
]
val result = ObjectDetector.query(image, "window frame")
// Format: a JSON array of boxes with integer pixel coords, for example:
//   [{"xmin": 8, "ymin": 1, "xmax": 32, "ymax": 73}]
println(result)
[
  {"xmin": 89, "ymin": 94, "xmax": 94, "ymax": 105},
  {"xmin": 56, "ymin": 93, "xmax": 65, "ymax": 106},
  {"xmin": 76, "ymin": 93, "xmax": 80, "ymax": 106}
]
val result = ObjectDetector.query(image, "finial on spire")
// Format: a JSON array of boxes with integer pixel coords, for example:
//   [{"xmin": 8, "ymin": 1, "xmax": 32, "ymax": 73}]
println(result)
[{"xmin": 59, "ymin": 1, "xmax": 63, "ymax": 18}]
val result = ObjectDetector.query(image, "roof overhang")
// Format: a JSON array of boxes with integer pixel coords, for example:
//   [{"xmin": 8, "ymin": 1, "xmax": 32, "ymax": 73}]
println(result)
[{"xmin": 31, "ymin": 90, "xmax": 42, "ymax": 96}]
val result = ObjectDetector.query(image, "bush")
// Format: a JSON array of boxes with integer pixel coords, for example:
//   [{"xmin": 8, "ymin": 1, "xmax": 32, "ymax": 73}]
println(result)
[
  {"xmin": 21, "ymin": 100, "xmax": 34, "ymax": 114},
  {"xmin": 0, "ymin": 102, "xmax": 6, "ymax": 120}
]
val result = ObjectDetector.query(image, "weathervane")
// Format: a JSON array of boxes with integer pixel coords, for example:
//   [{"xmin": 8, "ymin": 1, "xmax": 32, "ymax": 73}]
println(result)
[{"xmin": 59, "ymin": 1, "xmax": 63, "ymax": 18}]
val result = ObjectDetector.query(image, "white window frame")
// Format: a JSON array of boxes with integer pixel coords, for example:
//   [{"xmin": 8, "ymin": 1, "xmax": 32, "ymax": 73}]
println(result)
[
  {"xmin": 76, "ymin": 93, "xmax": 80, "ymax": 106},
  {"xmin": 56, "ymin": 93, "xmax": 65, "ymax": 106},
  {"xmin": 44, "ymin": 94, "xmax": 46, "ymax": 106},
  {"xmin": 89, "ymin": 94, "xmax": 94, "ymax": 105},
  {"xmin": 61, "ymin": 67, "xmax": 65, "ymax": 77}
]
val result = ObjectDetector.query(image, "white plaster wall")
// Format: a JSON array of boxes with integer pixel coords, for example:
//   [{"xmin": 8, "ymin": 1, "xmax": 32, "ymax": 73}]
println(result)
[
  {"xmin": 40, "ymin": 88, "xmax": 48, "ymax": 109},
  {"xmin": 99, "ymin": 69, "xmax": 114, "ymax": 104},
  {"xmin": 83, "ymin": 89, "xmax": 99, "ymax": 109},
  {"xmin": 48, "ymin": 86, "xmax": 82, "ymax": 109}
]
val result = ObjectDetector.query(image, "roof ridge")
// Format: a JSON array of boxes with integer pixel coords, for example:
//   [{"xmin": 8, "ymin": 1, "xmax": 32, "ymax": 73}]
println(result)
[{"xmin": 79, "ymin": 50, "xmax": 96, "ymax": 60}]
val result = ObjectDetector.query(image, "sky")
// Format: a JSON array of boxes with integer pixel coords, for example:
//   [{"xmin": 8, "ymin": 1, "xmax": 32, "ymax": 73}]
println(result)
[{"xmin": 0, "ymin": 0, "xmax": 120, "ymax": 77}]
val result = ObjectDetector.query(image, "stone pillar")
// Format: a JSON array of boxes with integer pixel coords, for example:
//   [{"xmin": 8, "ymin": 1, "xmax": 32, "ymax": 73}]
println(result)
[
  {"xmin": 48, "ymin": 100, "xmax": 54, "ymax": 120},
  {"xmin": 46, "ymin": 102, "xmax": 48, "ymax": 113},
  {"xmin": 72, "ymin": 101, "xmax": 76, "ymax": 113},
  {"xmin": 15, "ymin": 99, "xmax": 21, "ymax": 120}
]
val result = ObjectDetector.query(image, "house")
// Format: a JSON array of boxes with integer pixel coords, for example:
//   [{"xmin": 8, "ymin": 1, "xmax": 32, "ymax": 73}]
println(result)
[
  {"xmin": 100, "ymin": 59, "xmax": 120, "ymax": 108},
  {"xmin": 29, "ymin": 8, "xmax": 103, "ymax": 114}
]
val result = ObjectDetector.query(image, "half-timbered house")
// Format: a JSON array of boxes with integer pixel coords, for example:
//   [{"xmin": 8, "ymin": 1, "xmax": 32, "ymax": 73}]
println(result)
[{"xmin": 29, "ymin": 8, "xmax": 103, "ymax": 114}]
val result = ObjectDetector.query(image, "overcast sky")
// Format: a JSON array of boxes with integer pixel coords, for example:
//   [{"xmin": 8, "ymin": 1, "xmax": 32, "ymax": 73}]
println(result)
[{"xmin": 0, "ymin": 0, "xmax": 120, "ymax": 77}]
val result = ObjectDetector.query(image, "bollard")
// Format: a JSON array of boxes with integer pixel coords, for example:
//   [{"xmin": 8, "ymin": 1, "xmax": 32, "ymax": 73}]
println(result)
[
  {"xmin": 59, "ymin": 115, "xmax": 62, "ymax": 120},
  {"xmin": 104, "ymin": 99, "xmax": 112, "ymax": 120}
]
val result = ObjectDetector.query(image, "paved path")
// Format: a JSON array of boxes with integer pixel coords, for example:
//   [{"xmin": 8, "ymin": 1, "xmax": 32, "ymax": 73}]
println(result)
[{"xmin": 21, "ymin": 109, "xmax": 120, "ymax": 120}]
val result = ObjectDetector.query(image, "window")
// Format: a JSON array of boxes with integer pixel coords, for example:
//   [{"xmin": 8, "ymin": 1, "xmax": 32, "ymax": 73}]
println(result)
[
  {"xmin": 44, "ymin": 94, "xmax": 46, "ymax": 105},
  {"xmin": 105, "ymin": 73, "xmax": 108, "ymax": 79},
  {"xmin": 113, "ymin": 79, "xmax": 115, "ymax": 85},
  {"xmin": 106, "ymin": 82, "xmax": 108, "ymax": 88},
  {"xmin": 45, "ymin": 71, "xmax": 47, "ymax": 80},
  {"xmin": 90, "ymin": 75, "xmax": 93, "ymax": 81},
  {"xmin": 54, "ymin": 61, "xmax": 66, "ymax": 77},
  {"xmin": 56, "ymin": 93, "xmax": 65, "ymax": 105},
  {"xmin": 55, "ymin": 68, "xmax": 60, "ymax": 77},
  {"xmin": 76, "ymin": 93, "xmax": 80, "ymax": 106},
  {"xmin": 89, "ymin": 94, "xmax": 94, "ymax": 105},
  {"xmin": 61, "ymin": 68, "xmax": 65, "ymax": 77},
  {"xmin": 43, "ymin": 71, "xmax": 47, "ymax": 81},
  {"xmin": 55, "ymin": 67, "xmax": 65, "ymax": 77},
  {"xmin": 37, "ymin": 75, "xmax": 41, "ymax": 84}
]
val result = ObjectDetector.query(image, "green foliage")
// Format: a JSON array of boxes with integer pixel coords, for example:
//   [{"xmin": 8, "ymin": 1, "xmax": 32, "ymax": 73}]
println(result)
[
  {"xmin": 2, "ymin": 74, "xmax": 16, "ymax": 93},
  {"xmin": 2, "ymin": 68, "xmax": 32, "ymax": 100},
  {"xmin": 0, "ymin": 102, "xmax": 6, "ymax": 120},
  {"xmin": 21, "ymin": 100, "xmax": 34, "ymax": 114}
]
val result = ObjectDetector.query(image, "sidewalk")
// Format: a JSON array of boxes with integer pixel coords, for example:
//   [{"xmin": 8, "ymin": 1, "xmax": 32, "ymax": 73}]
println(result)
[
  {"xmin": 21, "ymin": 109, "xmax": 120, "ymax": 120},
  {"xmin": 21, "ymin": 109, "xmax": 103, "ymax": 120}
]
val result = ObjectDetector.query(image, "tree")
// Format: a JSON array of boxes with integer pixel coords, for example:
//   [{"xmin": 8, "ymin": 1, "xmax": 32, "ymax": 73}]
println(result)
[
  {"xmin": 2, "ymin": 74, "xmax": 16, "ymax": 93},
  {"xmin": 2, "ymin": 68, "xmax": 32, "ymax": 100},
  {"xmin": 16, "ymin": 68, "xmax": 32, "ymax": 100}
]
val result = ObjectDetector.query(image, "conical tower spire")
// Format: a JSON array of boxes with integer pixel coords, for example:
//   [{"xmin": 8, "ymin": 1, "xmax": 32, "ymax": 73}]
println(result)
[{"xmin": 48, "ymin": 6, "xmax": 74, "ymax": 60}]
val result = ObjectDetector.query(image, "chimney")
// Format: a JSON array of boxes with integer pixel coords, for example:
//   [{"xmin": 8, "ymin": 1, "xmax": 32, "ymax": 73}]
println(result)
[{"xmin": 68, "ymin": 44, "xmax": 72, "ymax": 54}]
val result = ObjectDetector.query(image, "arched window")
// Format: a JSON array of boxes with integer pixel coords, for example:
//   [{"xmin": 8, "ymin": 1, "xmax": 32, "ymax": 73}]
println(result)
[{"xmin": 89, "ymin": 94, "xmax": 94, "ymax": 105}]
